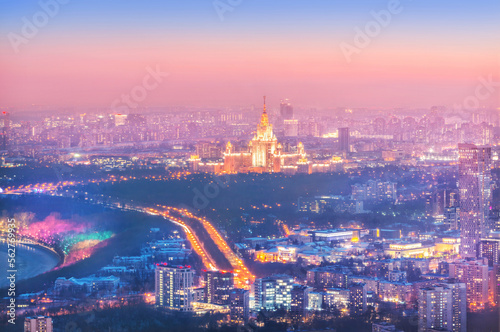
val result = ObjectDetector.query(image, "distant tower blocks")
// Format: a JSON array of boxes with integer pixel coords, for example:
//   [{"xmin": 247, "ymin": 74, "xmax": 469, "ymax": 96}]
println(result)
[
  {"xmin": 280, "ymin": 99, "xmax": 294, "ymax": 120},
  {"xmin": 338, "ymin": 127, "xmax": 350, "ymax": 154},
  {"xmin": 1, "ymin": 111, "xmax": 10, "ymax": 151}
]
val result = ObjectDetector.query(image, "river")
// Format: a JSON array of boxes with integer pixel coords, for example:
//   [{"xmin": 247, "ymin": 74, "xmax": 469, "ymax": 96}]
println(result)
[{"xmin": 0, "ymin": 241, "xmax": 61, "ymax": 288}]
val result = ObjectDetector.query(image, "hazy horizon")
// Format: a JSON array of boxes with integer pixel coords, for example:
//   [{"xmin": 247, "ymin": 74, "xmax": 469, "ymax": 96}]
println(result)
[{"xmin": 1, "ymin": 0, "xmax": 499, "ymax": 110}]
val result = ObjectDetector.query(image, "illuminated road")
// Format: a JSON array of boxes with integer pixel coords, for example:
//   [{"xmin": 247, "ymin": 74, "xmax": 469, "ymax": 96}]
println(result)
[
  {"xmin": 164, "ymin": 207, "xmax": 255, "ymax": 288},
  {"xmin": 1, "ymin": 173, "xmax": 193, "ymax": 195},
  {"xmin": 143, "ymin": 206, "xmax": 218, "ymax": 271},
  {"xmin": 2, "ymin": 177, "xmax": 255, "ymax": 289}
]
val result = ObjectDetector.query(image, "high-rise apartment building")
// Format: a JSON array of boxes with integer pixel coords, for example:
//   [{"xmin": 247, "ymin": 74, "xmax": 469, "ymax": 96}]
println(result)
[
  {"xmin": 480, "ymin": 238, "xmax": 500, "ymax": 266},
  {"xmin": 458, "ymin": 143, "xmax": 492, "ymax": 258},
  {"xmin": 155, "ymin": 265, "xmax": 194, "ymax": 312},
  {"xmin": 24, "ymin": 316, "xmax": 53, "ymax": 332},
  {"xmin": 114, "ymin": 113, "xmax": 127, "ymax": 127},
  {"xmin": 449, "ymin": 258, "xmax": 489, "ymax": 309},
  {"xmin": 229, "ymin": 288, "xmax": 250, "ymax": 324},
  {"xmin": 290, "ymin": 284, "xmax": 312, "ymax": 320},
  {"xmin": 204, "ymin": 270, "xmax": 234, "ymax": 305},
  {"xmin": 349, "ymin": 283, "xmax": 368, "ymax": 316},
  {"xmin": 418, "ymin": 281, "xmax": 467, "ymax": 332}
]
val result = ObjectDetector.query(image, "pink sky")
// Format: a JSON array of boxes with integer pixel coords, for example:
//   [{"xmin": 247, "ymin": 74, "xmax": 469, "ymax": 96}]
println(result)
[{"xmin": 1, "ymin": 2, "xmax": 499, "ymax": 110}]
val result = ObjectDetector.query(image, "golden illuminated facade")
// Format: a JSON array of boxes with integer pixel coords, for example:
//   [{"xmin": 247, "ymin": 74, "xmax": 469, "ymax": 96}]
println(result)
[
  {"xmin": 223, "ymin": 97, "xmax": 306, "ymax": 173},
  {"xmin": 250, "ymin": 97, "xmax": 277, "ymax": 171},
  {"xmin": 192, "ymin": 97, "xmax": 343, "ymax": 174}
]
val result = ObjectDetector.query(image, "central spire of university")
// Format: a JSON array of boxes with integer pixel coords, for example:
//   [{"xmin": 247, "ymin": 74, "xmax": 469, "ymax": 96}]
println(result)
[{"xmin": 260, "ymin": 95, "xmax": 269, "ymax": 127}]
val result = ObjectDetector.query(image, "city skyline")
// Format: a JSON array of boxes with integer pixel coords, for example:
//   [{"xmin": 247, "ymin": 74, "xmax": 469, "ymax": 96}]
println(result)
[{"xmin": 1, "ymin": 1, "xmax": 500, "ymax": 331}]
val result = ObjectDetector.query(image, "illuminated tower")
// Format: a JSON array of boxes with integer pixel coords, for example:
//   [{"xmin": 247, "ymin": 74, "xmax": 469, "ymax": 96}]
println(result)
[
  {"xmin": 155, "ymin": 265, "xmax": 194, "ymax": 312},
  {"xmin": 458, "ymin": 143, "xmax": 492, "ymax": 258},
  {"xmin": 250, "ymin": 96, "xmax": 277, "ymax": 171}
]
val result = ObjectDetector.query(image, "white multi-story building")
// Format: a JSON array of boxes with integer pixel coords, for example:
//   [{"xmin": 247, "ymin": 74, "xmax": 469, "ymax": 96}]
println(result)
[
  {"xmin": 254, "ymin": 275, "xmax": 293, "ymax": 311},
  {"xmin": 155, "ymin": 264, "xmax": 194, "ymax": 312}
]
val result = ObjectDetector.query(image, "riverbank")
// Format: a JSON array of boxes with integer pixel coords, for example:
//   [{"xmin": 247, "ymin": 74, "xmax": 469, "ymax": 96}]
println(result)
[{"xmin": 0, "ymin": 241, "xmax": 61, "ymax": 288}]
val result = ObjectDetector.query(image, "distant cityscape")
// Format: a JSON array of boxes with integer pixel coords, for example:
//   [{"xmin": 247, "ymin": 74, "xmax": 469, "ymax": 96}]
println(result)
[
  {"xmin": 1, "ymin": 100, "xmax": 500, "ymax": 331},
  {"xmin": 1, "ymin": 1, "xmax": 499, "ymax": 331},
  {"xmin": 1, "ymin": 103, "xmax": 499, "ymax": 169}
]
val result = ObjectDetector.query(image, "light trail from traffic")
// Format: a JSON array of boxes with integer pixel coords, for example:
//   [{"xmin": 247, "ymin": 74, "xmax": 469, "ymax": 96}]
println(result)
[{"xmin": 166, "ymin": 207, "xmax": 255, "ymax": 289}]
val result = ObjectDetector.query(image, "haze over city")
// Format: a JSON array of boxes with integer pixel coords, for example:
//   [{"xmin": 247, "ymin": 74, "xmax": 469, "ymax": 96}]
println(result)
[{"xmin": 1, "ymin": 1, "xmax": 500, "ymax": 332}]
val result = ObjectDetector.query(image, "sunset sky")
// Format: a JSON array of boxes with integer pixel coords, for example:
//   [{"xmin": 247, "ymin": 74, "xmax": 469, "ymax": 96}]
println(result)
[{"xmin": 0, "ymin": 0, "xmax": 499, "ymax": 110}]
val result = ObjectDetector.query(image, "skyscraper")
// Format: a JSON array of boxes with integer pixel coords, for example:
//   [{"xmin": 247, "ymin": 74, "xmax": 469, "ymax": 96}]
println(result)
[
  {"xmin": 24, "ymin": 316, "xmax": 53, "ymax": 332},
  {"xmin": 1, "ymin": 111, "xmax": 10, "ymax": 151},
  {"xmin": 280, "ymin": 99, "xmax": 294, "ymax": 120},
  {"xmin": 204, "ymin": 270, "xmax": 234, "ymax": 305},
  {"xmin": 458, "ymin": 143, "xmax": 492, "ymax": 258},
  {"xmin": 254, "ymin": 276, "xmax": 276, "ymax": 311},
  {"xmin": 250, "ymin": 96, "xmax": 278, "ymax": 171},
  {"xmin": 338, "ymin": 127, "xmax": 350, "ymax": 154},
  {"xmin": 418, "ymin": 281, "xmax": 466, "ymax": 332},
  {"xmin": 155, "ymin": 265, "xmax": 194, "ymax": 312}
]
